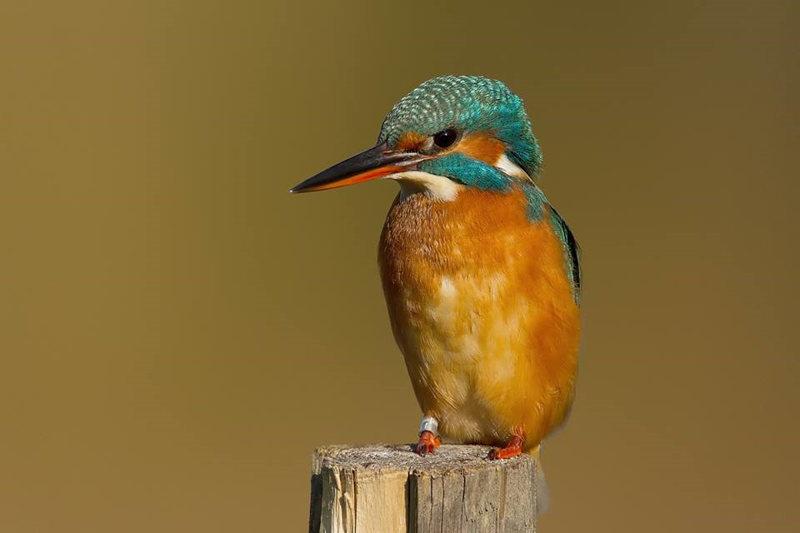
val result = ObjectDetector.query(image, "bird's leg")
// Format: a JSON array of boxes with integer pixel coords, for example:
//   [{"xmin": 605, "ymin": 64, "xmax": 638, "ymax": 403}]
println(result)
[
  {"xmin": 488, "ymin": 428, "xmax": 525, "ymax": 460},
  {"xmin": 415, "ymin": 415, "xmax": 441, "ymax": 456}
]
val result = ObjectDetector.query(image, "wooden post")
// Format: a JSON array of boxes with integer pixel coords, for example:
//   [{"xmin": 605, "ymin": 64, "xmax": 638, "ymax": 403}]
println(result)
[{"xmin": 309, "ymin": 444, "xmax": 541, "ymax": 533}]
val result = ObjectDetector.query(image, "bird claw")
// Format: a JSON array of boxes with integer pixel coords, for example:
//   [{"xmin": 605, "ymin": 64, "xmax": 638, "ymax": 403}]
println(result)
[
  {"xmin": 487, "ymin": 434, "xmax": 524, "ymax": 460},
  {"xmin": 415, "ymin": 430, "xmax": 441, "ymax": 456}
]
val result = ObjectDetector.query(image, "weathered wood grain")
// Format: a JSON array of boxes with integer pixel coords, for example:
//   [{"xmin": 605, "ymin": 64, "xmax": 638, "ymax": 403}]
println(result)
[{"xmin": 310, "ymin": 444, "xmax": 539, "ymax": 533}]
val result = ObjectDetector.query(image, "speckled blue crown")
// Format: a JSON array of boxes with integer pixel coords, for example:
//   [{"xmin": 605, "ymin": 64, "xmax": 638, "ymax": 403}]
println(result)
[{"xmin": 378, "ymin": 76, "xmax": 542, "ymax": 176}]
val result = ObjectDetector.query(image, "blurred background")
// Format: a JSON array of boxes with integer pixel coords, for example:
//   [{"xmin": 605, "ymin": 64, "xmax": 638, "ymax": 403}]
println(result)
[{"xmin": 1, "ymin": 1, "xmax": 797, "ymax": 531}]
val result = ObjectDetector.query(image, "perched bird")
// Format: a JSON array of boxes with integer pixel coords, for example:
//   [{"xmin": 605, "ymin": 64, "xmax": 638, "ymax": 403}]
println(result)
[{"xmin": 291, "ymin": 76, "xmax": 580, "ymax": 463}]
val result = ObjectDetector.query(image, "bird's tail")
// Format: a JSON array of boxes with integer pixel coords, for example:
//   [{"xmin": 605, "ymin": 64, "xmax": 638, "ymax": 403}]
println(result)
[{"xmin": 529, "ymin": 445, "xmax": 550, "ymax": 515}]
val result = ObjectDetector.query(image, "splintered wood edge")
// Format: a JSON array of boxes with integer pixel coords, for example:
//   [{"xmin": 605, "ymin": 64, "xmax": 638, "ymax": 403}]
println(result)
[
  {"xmin": 312, "ymin": 444, "xmax": 535, "ymax": 476},
  {"xmin": 310, "ymin": 444, "xmax": 540, "ymax": 532}
]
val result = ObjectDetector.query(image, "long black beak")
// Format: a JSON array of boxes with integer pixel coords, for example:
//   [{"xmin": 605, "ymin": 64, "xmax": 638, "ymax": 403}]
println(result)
[{"xmin": 290, "ymin": 142, "xmax": 424, "ymax": 193}]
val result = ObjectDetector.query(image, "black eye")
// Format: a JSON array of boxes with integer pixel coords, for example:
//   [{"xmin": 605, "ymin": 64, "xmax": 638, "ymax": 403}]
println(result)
[{"xmin": 433, "ymin": 129, "xmax": 458, "ymax": 149}]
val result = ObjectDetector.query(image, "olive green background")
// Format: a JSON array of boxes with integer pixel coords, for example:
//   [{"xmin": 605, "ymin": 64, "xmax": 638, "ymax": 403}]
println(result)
[{"xmin": 1, "ymin": 1, "xmax": 797, "ymax": 531}]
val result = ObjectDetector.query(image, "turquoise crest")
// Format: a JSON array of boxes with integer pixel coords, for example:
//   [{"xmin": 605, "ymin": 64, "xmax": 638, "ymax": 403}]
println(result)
[{"xmin": 379, "ymin": 76, "xmax": 542, "ymax": 177}]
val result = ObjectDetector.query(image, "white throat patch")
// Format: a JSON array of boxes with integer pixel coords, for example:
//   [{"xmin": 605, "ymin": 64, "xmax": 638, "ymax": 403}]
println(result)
[
  {"xmin": 388, "ymin": 154, "xmax": 529, "ymax": 202},
  {"xmin": 388, "ymin": 171, "xmax": 463, "ymax": 202}
]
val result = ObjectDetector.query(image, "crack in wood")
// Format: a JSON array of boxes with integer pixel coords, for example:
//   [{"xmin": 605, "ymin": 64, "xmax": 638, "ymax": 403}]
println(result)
[{"xmin": 310, "ymin": 444, "xmax": 539, "ymax": 532}]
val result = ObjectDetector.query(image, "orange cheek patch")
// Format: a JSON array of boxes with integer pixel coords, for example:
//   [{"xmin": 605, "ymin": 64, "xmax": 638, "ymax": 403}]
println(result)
[
  {"xmin": 395, "ymin": 132, "xmax": 427, "ymax": 151},
  {"xmin": 455, "ymin": 133, "xmax": 506, "ymax": 165}
]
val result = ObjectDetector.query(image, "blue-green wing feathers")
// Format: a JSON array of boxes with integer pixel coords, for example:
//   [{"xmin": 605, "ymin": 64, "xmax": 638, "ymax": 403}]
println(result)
[{"xmin": 547, "ymin": 206, "xmax": 581, "ymax": 302}]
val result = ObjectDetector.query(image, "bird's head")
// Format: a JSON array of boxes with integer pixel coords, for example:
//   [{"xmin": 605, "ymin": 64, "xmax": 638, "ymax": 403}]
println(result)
[{"xmin": 290, "ymin": 75, "xmax": 541, "ymax": 200}]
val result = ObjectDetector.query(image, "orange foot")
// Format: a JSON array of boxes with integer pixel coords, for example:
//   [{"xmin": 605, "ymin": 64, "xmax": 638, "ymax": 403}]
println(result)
[
  {"xmin": 415, "ymin": 430, "xmax": 441, "ymax": 456},
  {"xmin": 488, "ymin": 434, "xmax": 524, "ymax": 460}
]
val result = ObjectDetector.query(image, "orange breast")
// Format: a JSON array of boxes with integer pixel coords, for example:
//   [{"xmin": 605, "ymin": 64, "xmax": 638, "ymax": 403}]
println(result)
[{"xmin": 378, "ymin": 187, "xmax": 580, "ymax": 448}]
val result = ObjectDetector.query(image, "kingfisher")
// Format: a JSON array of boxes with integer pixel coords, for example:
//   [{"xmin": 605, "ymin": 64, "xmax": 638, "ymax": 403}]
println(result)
[{"xmin": 291, "ymin": 76, "xmax": 581, "ymax": 463}]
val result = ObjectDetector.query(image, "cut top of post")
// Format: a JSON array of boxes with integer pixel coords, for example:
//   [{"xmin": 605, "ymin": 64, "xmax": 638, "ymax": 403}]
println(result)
[{"xmin": 310, "ymin": 444, "xmax": 541, "ymax": 533}]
